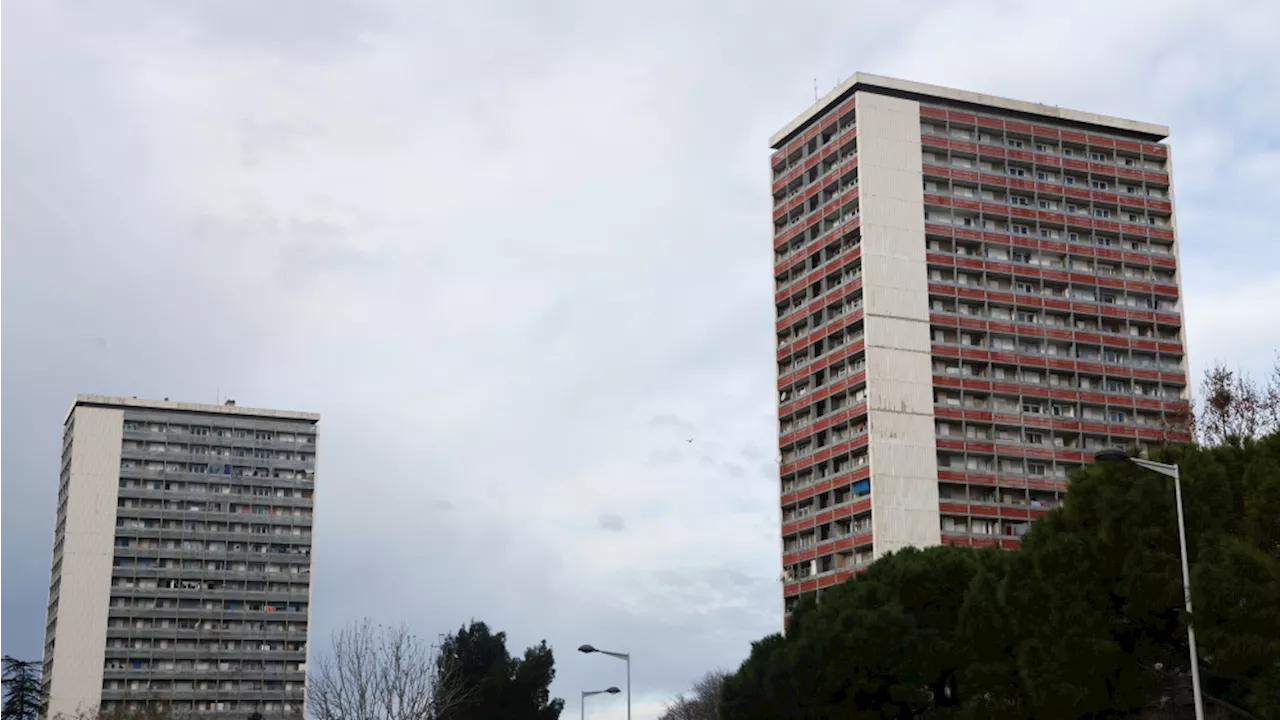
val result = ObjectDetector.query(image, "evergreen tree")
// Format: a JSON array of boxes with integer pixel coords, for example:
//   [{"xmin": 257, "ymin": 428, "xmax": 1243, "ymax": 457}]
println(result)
[
  {"xmin": 436, "ymin": 621, "xmax": 564, "ymax": 720},
  {"xmin": 1, "ymin": 657, "xmax": 46, "ymax": 720}
]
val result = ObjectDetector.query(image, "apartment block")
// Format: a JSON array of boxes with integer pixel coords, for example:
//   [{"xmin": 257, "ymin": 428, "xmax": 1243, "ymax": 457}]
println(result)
[
  {"xmin": 42, "ymin": 396, "xmax": 319, "ymax": 720},
  {"xmin": 771, "ymin": 74, "xmax": 1189, "ymax": 614}
]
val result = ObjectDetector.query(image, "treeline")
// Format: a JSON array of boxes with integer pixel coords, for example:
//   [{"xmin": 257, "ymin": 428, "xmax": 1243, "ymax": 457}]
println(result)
[{"xmin": 657, "ymin": 361, "xmax": 1280, "ymax": 720}]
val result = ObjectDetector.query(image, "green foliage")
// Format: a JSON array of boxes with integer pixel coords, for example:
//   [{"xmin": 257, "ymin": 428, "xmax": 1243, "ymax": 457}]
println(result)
[
  {"xmin": 436, "ymin": 621, "xmax": 564, "ymax": 720},
  {"xmin": 722, "ymin": 433, "xmax": 1280, "ymax": 719},
  {"xmin": 1, "ymin": 657, "xmax": 45, "ymax": 720}
]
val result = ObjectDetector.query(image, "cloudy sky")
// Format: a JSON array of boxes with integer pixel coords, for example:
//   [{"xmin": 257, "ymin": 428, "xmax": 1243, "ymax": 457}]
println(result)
[{"xmin": 3, "ymin": 0, "xmax": 1278, "ymax": 716}]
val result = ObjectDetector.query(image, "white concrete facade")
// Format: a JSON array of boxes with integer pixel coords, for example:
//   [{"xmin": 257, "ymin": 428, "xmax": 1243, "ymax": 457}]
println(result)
[
  {"xmin": 45, "ymin": 407, "xmax": 124, "ymax": 720},
  {"xmin": 854, "ymin": 92, "xmax": 943, "ymax": 557}
]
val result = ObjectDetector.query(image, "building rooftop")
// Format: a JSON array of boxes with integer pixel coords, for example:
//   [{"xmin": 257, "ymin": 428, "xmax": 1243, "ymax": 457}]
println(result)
[
  {"xmin": 67, "ymin": 394, "xmax": 320, "ymax": 424},
  {"xmin": 770, "ymin": 72, "xmax": 1170, "ymax": 149}
]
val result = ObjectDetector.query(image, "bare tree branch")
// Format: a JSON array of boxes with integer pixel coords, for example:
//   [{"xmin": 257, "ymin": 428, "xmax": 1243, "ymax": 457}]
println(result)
[
  {"xmin": 310, "ymin": 620, "xmax": 470, "ymax": 720},
  {"xmin": 1197, "ymin": 361, "xmax": 1280, "ymax": 445},
  {"xmin": 658, "ymin": 670, "xmax": 729, "ymax": 720}
]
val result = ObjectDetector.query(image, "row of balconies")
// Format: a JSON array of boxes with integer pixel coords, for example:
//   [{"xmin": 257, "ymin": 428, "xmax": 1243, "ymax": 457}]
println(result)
[
  {"xmin": 921, "ymin": 125, "xmax": 1172, "ymax": 176},
  {"xmin": 916, "ymin": 106, "xmax": 1167, "ymax": 158},
  {"xmin": 779, "ymin": 347, "xmax": 1183, "ymax": 424},
  {"xmin": 107, "ymin": 604, "xmax": 306, "ymax": 618},
  {"xmin": 918, "ymin": 127, "xmax": 1168, "ymax": 179},
  {"xmin": 773, "ymin": 126, "xmax": 858, "ymax": 199},
  {"xmin": 919, "ymin": 175, "xmax": 1176, "ymax": 244},
  {"xmin": 774, "ymin": 236, "xmax": 861, "ymax": 297},
  {"xmin": 774, "ymin": 181, "xmax": 860, "ymax": 246},
  {"xmin": 772, "ymin": 128, "xmax": 857, "ymax": 193},
  {"xmin": 106, "ymin": 625, "xmax": 302, "ymax": 640},
  {"xmin": 121, "ymin": 423, "xmax": 316, "ymax": 445},
  {"xmin": 774, "ymin": 258, "xmax": 1179, "ymax": 339},
  {"xmin": 927, "ymin": 284, "xmax": 1181, "ymax": 338},
  {"xmin": 771, "ymin": 99, "xmax": 857, "ymax": 180},
  {"xmin": 927, "ymin": 239, "xmax": 1178, "ymax": 287},
  {"xmin": 112, "ymin": 526, "xmax": 312, "ymax": 543},
  {"xmin": 925, "ymin": 220, "xmax": 1176, "ymax": 269},
  {"xmin": 774, "ymin": 163, "xmax": 859, "ymax": 226},
  {"xmin": 919, "ymin": 138, "xmax": 1167, "ymax": 187},
  {"xmin": 927, "ymin": 341, "xmax": 1185, "ymax": 381},
  {"xmin": 110, "ymin": 543, "xmax": 311, "ymax": 559},
  {"xmin": 783, "ymin": 517, "xmax": 872, "ymax": 553},
  {"xmin": 118, "ymin": 486, "xmax": 312, "ymax": 509},
  {"xmin": 102, "ymin": 668, "xmax": 304, "ymax": 680},
  {"xmin": 120, "ymin": 442, "xmax": 315, "ymax": 464},
  {"xmin": 115, "ymin": 502, "xmax": 313, "ymax": 520},
  {"xmin": 108, "ymin": 585, "xmax": 309, "ymax": 600},
  {"xmin": 773, "ymin": 216, "xmax": 860, "ymax": 276}
]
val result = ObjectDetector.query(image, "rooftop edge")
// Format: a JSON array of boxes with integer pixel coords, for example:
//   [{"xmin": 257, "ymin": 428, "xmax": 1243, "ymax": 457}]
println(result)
[
  {"xmin": 770, "ymin": 72, "xmax": 1170, "ymax": 149},
  {"xmin": 67, "ymin": 394, "xmax": 321, "ymax": 425}
]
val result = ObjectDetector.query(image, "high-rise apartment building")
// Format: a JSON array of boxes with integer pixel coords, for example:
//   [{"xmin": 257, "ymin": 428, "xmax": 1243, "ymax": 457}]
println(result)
[
  {"xmin": 772, "ymin": 74, "xmax": 1189, "ymax": 614},
  {"xmin": 42, "ymin": 396, "xmax": 319, "ymax": 719}
]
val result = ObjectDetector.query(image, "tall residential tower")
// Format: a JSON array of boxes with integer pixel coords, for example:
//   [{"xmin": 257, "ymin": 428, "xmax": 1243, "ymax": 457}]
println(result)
[
  {"xmin": 42, "ymin": 396, "xmax": 318, "ymax": 719},
  {"xmin": 773, "ymin": 75, "xmax": 1189, "ymax": 613}
]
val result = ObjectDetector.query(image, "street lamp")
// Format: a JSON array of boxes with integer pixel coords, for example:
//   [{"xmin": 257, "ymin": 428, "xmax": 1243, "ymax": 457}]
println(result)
[
  {"xmin": 578, "ymin": 645, "xmax": 630, "ymax": 720},
  {"xmin": 580, "ymin": 687, "xmax": 620, "ymax": 720},
  {"xmin": 1093, "ymin": 448, "xmax": 1203, "ymax": 720}
]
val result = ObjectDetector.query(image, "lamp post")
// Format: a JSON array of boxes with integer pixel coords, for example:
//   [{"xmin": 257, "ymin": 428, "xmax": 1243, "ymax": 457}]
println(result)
[
  {"xmin": 1094, "ymin": 448, "xmax": 1203, "ymax": 720},
  {"xmin": 578, "ymin": 645, "xmax": 630, "ymax": 720},
  {"xmin": 580, "ymin": 687, "xmax": 620, "ymax": 720}
]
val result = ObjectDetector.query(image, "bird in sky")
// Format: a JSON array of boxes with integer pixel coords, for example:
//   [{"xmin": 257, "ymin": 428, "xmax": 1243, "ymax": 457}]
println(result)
[{"xmin": 685, "ymin": 438, "xmax": 694, "ymax": 443}]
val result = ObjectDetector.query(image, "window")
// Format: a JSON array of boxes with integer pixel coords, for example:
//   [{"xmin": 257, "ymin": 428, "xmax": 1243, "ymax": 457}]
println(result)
[
  {"xmin": 1028, "ymin": 462, "xmax": 1047, "ymax": 476},
  {"xmin": 1066, "ymin": 203, "xmax": 1078, "ymax": 213},
  {"xmin": 1124, "ymin": 157, "xmax": 1136, "ymax": 166},
  {"xmin": 1022, "ymin": 403, "xmax": 1044, "ymax": 415},
  {"xmin": 1013, "ymin": 224, "xmax": 1030, "ymax": 235},
  {"xmin": 1090, "ymin": 152, "xmax": 1108, "ymax": 162},
  {"xmin": 1091, "ymin": 180, "xmax": 1109, "ymax": 190},
  {"xmin": 1036, "ymin": 172, "xmax": 1048, "ymax": 181},
  {"xmin": 1038, "ymin": 200, "xmax": 1050, "ymax": 209},
  {"xmin": 1008, "ymin": 139, "xmax": 1025, "ymax": 148},
  {"xmin": 1035, "ymin": 143, "xmax": 1050, "ymax": 153},
  {"xmin": 1096, "ymin": 236, "xmax": 1114, "ymax": 247},
  {"xmin": 1016, "ymin": 282, "xmax": 1034, "ymax": 293},
  {"xmin": 1009, "ymin": 167, "xmax": 1027, "ymax": 177},
  {"xmin": 1094, "ymin": 208, "xmax": 1112, "ymax": 218},
  {"xmin": 1069, "ymin": 232, "xmax": 1080, "ymax": 242},
  {"xmin": 1012, "ymin": 196, "xmax": 1029, "ymax": 206},
  {"xmin": 1064, "ymin": 176, "xmax": 1076, "ymax": 185},
  {"xmin": 1063, "ymin": 148, "xmax": 1075, "ymax": 157},
  {"xmin": 1126, "ymin": 186, "xmax": 1138, "ymax": 195},
  {"xmin": 1128, "ymin": 213, "xmax": 1140, "ymax": 222},
  {"xmin": 1109, "ymin": 410, "xmax": 1128, "ymax": 423},
  {"xmin": 1026, "ymin": 432, "xmax": 1043, "ymax": 445},
  {"xmin": 1039, "ymin": 228, "xmax": 1051, "ymax": 238},
  {"xmin": 1013, "ymin": 251, "xmax": 1031, "ymax": 263}
]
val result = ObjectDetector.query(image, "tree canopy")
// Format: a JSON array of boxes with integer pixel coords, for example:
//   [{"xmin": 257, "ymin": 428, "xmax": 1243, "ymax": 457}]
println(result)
[
  {"xmin": 435, "ymin": 621, "xmax": 564, "ymax": 720},
  {"xmin": 722, "ymin": 431, "xmax": 1280, "ymax": 719},
  {"xmin": 1, "ymin": 657, "xmax": 45, "ymax": 720}
]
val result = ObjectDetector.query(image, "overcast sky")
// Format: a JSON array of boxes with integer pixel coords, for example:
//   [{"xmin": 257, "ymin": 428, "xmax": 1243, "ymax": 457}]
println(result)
[{"xmin": 3, "ymin": 0, "xmax": 1278, "ymax": 717}]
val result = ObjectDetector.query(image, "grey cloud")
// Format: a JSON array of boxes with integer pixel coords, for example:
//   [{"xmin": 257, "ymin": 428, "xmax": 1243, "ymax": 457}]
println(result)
[
  {"xmin": 648, "ymin": 413, "xmax": 694, "ymax": 431},
  {"xmin": 598, "ymin": 513, "xmax": 626, "ymax": 533},
  {"xmin": 239, "ymin": 117, "xmax": 324, "ymax": 168}
]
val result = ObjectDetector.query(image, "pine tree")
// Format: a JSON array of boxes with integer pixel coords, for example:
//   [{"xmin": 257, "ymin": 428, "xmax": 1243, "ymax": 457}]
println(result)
[{"xmin": 1, "ymin": 657, "xmax": 46, "ymax": 720}]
